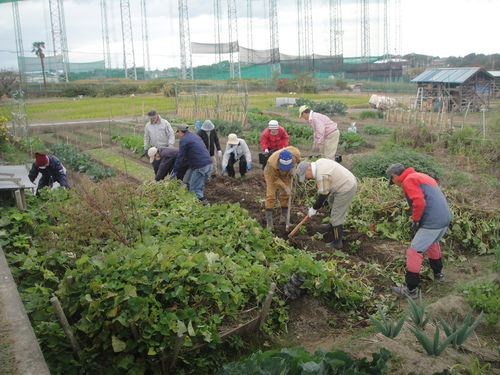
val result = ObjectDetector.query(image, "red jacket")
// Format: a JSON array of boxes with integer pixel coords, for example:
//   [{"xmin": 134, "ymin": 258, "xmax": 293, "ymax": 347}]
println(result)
[
  {"xmin": 399, "ymin": 167, "xmax": 451, "ymax": 229},
  {"xmin": 260, "ymin": 126, "xmax": 289, "ymax": 151}
]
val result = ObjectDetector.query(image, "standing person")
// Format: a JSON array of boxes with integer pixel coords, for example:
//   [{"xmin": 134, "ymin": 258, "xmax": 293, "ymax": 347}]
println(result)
[
  {"xmin": 296, "ymin": 159, "xmax": 357, "ymax": 249},
  {"xmin": 171, "ymin": 124, "xmax": 212, "ymax": 205},
  {"xmin": 260, "ymin": 120, "xmax": 289, "ymax": 153},
  {"xmin": 298, "ymin": 105, "xmax": 339, "ymax": 160},
  {"xmin": 263, "ymin": 146, "xmax": 301, "ymax": 229},
  {"xmin": 147, "ymin": 146, "xmax": 187, "ymax": 182},
  {"xmin": 143, "ymin": 109, "xmax": 175, "ymax": 171},
  {"xmin": 386, "ymin": 163, "xmax": 450, "ymax": 299},
  {"xmin": 221, "ymin": 133, "xmax": 252, "ymax": 178},
  {"xmin": 197, "ymin": 120, "xmax": 222, "ymax": 178},
  {"xmin": 28, "ymin": 152, "xmax": 70, "ymax": 194}
]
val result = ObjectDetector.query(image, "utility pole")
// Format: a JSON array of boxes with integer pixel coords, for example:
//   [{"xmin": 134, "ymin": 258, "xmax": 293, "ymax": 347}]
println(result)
[
  {"xmin": 120, "ymin": 0, "xmax": 137, "ymax": 80},
  {"xmin": 49, "ymin": 0, "xmax": 70, "ymax": 82},
  {"xmin": 100, "ymin": 0, "xmax": 111, "ymax": 76},
  {"xmin": 227, "ymin": 0, "xmax": 241, "ymax": 78},
  {"xmin": 178, "ymin": 0, "xmax": 193, "ymax": 79}
]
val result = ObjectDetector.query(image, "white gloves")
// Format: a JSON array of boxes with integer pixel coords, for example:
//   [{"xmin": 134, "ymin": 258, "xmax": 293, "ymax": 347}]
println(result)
[
  {"xmin": 308, "ymin": 207, "xmax": 317, "ymax": 217},
  {"xmin": 218, "ymin": 150, "xmax": 222, "ymax": 158},
  {"xmin": 284, "ymin": 187, "xmax": 292, "ymax": 196},
  {"xmin": 264, "ymin": 149, "xmax": 269, "ymax": 153}
]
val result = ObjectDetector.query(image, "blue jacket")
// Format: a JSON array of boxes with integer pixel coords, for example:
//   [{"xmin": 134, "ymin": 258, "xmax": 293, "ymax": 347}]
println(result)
[
  {"xmin": 28, "ymin": 155, "xmax": 70, "ymax": 189},
  {"xmin": 173, "ymin": 131, "xmax": 212, "ymax": 172}
]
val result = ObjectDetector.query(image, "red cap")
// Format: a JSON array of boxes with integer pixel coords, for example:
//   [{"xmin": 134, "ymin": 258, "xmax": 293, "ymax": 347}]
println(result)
[{"xmin": 35, "ymin": 152, "xmax": 49, "ymax": 167}]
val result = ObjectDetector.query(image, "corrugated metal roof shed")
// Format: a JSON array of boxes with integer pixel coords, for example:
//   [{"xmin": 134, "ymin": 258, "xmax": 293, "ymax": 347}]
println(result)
[
  {"xmin": 489, "ymin": 71, "xmax": 500, "ymax": 77},
  {"xmin": 411, "ymin": 68, "xmax": 488, "ymax": 83}
]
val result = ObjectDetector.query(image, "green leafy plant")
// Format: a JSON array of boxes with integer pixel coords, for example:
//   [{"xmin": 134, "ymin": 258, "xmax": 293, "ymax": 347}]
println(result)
[
  {"xmin": 461, "ymin": 280, "xmax": 500, "ymax": 324},
  {"xmin": 450, "ymin": 357, "xmax": 491, "ymax": 375},
  {"xmin": 215, "ymin": 346, "xmax": 392, "ymax": 375},
  {"xmin": 407, "ymin": 292, "xmax": 432, "ymax": 329},
  {"xmin": 408, "ymin": 325, "xmax": 459, "ymax": 356},
  {"xmin": 339, "ymin": 132, "xmax": 367, "ymax": 149},
  {"xmin": 294, "ymin": 98, "xmax": 347, "ymax": 116},
  {"xmin": 438, "ymin": 309, "xmax": 483, "ymax": 349},
  {"xmin": 368, "ymin": 304, "xmax": 407, "ymax": 338},
  {"xmin": 350, "ymin": 148, "xmax": 444, "ymax": 180},
  {"xmin": 49, "ymin": 143, "xmax": 116, "ymax": 180},
  {"xmin": 364, "ymin": 124, "xmax": 391, "ymax": 135},
  {"xmin": 114, "ymin": 134, "xmax": 144, "ymax": 155},
  {"xmin": 359, "ymin": 110, "xmax": 384, "ymax": 120}
]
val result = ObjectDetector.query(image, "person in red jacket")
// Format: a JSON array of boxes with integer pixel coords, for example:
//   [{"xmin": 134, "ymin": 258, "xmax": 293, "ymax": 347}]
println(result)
[
  {"xmin": 386, "ymin": 163, "xmax": 451, "ymax": 299},
  {"xmin": 260, "ymin": 120, "xmax": 289, "ymax": 153}
]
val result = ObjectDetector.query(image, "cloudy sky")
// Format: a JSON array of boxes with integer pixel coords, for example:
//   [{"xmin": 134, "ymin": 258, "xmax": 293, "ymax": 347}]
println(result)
[{"xmin": 0, "ymin": 0, "xmax": 497, "ymax": 72}]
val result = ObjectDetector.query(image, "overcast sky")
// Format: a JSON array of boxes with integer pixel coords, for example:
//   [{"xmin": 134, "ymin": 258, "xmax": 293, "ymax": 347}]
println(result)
[{"xmin": 0, "ymin": 0, "xmax": 497, "ymax": 72}]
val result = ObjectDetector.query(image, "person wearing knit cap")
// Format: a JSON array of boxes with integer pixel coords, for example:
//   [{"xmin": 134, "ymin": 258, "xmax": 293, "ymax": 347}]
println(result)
[
  {"xmin": 221, "ymin": 134, "xmax": 252, "ymax": 178},
  {"xmin": 263, "ymin": 146, "xmax": 301, "ymax": 230},
  {"xmin": 171, "ymin": 124, "xmax": 213, "ymax": 205},
  {"xmin": 260, "ymin": 120, "xmax": 290, "ymax": 154},
  {"xmin": 298, "ymin": 105, "xmax": 340, "ymax": 161},
  {"xmin": 296, "ymin": 158, "xmax": 357, "ymax": 249},
  {"xmin": 197, "ymin": 119, "xmax": 222, "ymax": 178},
  {"xmin": 28, "ymin": 152, "xmax": 70, "ymax": 194},
  {"xmin": 386, "ymin": 163, "xmax": 450, "ymax": 299},
  {"xmin": 143, "ymin": 109, "xmax": 175, "ymax": 171}
]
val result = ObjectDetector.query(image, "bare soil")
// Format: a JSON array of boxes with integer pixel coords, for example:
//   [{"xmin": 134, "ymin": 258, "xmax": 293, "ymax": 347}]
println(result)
[{"xmin": 203, "ymin": 173, "xmax": 500, "ymax": 374}]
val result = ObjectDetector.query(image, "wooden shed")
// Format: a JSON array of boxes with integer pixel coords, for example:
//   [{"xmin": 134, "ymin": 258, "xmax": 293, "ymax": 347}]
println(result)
[
  {"xmin": 411, "ymin": 68, "xmax": 493, "ymax": 113},
  {"xmin": 489, "ymin": 71, "xmax": 500, "ymax": 98}
]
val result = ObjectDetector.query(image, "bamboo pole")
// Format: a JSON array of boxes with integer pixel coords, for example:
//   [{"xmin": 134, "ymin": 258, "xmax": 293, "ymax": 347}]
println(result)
[
  {"xmin": 259, "ymin": 283, "xmax": 277, "ymax": 328},
  {"xmin": 50, "ymin": 297, "xmax": 81, "ymax": 354},
  {"xmin": 129, "ymin": 319, "xmax": 140, "ymax": 340},
  {"xmin": 169, "ymin": 332, "xmax": 184, "ymax": 371}
]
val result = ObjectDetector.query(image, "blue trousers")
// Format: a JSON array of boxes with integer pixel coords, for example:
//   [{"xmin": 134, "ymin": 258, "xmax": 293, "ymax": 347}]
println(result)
[{"xmin": 188, "ymin": 164, "xmax": 212, "ymax": 199}]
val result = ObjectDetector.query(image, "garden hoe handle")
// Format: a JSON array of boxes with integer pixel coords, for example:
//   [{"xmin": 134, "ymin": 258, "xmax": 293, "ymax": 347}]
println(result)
[
  {"xmin": 285, "ymin": 184, "xmax": 292, "ymax": 231},
  {"xmin": 288, "ymin": 215, "xmax": 308, "ymax": 238}
]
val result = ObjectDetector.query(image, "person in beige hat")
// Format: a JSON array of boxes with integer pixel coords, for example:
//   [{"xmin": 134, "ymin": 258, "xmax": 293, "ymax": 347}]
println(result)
[
  {"xmin": 221, "ymin": 133, "xmax": 252, "ymax": 178},
  {"xmin": 298, "ymin": 105, "xmax": 340, "ymax": 160},
  {"xmin": 147, "ymin": 146, "xmax": 186, "ymax": 181}
]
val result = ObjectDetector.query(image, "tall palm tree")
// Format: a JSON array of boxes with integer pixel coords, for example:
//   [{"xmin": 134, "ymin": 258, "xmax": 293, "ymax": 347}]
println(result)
[{"xmin": 31, "ymin": 41, "xmax": 46, "ymax": 89}]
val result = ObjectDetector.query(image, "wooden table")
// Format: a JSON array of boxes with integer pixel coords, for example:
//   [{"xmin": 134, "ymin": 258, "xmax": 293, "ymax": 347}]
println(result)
[{"xmin": 0, "ymin": 165, "xmax": 36, "ymax": 210}]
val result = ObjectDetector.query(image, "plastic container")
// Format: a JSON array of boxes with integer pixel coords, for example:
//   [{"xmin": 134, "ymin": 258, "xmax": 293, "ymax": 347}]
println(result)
[{"xmin": 195, "ymin": 120, "xmax": 201, "ymax": 131}]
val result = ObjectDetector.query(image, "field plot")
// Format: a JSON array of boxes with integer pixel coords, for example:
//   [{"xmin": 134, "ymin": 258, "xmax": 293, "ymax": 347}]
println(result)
[{"xmin": 1, "ymin": 94, "xmax": 499, "ymax": 375}]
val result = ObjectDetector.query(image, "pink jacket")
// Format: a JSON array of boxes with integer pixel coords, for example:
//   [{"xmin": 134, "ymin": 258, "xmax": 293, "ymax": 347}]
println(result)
[{"xmin": 308, "ymin": 111, "xmax": 338, "ymax": 146}]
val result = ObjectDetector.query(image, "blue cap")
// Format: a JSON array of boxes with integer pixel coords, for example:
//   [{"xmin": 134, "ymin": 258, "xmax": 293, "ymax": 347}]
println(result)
[{"xmin": 278, "ymin": 150, "xmax": 293, "ymax": 170}]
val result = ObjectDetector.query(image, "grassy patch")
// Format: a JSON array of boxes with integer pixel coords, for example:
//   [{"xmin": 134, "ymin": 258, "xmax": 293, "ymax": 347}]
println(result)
[
  {"xmin": 86, "ymin": 148, "xmax": 152, "ymax": 181},
  {"xmin": 0, "ymin": 296, "xmax": 18, "ymax": 375},
  {"xmin": 22, "ymin": 97, "xmax": 176, "ymax": 121}
]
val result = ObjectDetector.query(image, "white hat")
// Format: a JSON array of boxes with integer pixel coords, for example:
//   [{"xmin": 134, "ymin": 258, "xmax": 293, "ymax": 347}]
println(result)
[
  {"xmin": 227, "ymin": 133, "xmax": 238, "ymax": 145},
  {"xmin": 148, "ymin": 147, "xmax": 158, "ymax": 163},
  {"xmin": 201, "ymin": 120, "xmax": 215, "ymax": 131},
  {"xmin": 298, "ymin": 105, "xmax": 309, "ymax": 117},
  {"xmin": 268, "ymin": 120, "xmax": 279, "ymax": 130}
]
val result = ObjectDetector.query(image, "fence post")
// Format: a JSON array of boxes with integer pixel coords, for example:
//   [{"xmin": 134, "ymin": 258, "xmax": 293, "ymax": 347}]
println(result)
[
  {"xmin": 50, "ymin": 296, "xmax": 81, "ymax": 354},
  {"xmin": 259, "ymin": 283, "xmax": 277, "ymax": 328}
]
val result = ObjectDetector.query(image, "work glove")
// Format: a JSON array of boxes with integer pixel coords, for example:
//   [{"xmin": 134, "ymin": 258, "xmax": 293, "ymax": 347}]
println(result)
[
  {"xmin": 218, "ymin": 150, "xmax": 222, "ymax": 158},
  {"xmin": 264, "ymin": 149, "xmax": 269, "ymax": 154},
  {"xmin": 411, "ymin": 221, "xmax": 420, "ymax": 236},
  {"xmin": 247, "ymin": 162, "xmax": 252, "ymax": 170},
  {"xmin": 284, "ymin": 186, "xmax": 292, "ymax": 196},
  {"xmin": 221, "ymin": 167, "xmax": 226, "ymax": 175},
  {"xmin": 308, "ymin": 207, "xmax": 317, "ymax": 217},
  {"xmin": 143, "ymin": 149, "xmax": 148, "ymax": 157},
  {"xmin": 169, "ymin": 171, "xmax": 178, "ymax": 181}
]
